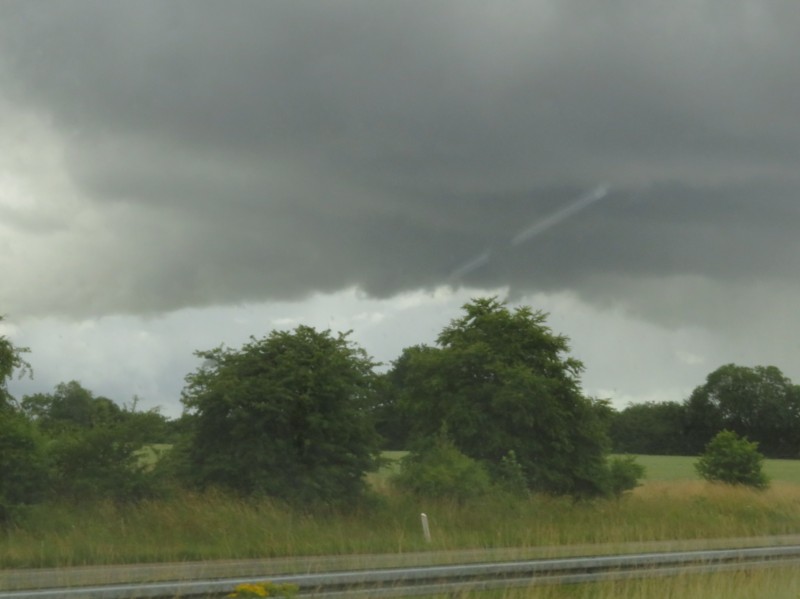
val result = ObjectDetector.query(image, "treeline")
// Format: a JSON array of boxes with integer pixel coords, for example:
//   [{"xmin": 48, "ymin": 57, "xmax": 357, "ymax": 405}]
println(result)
[
  {"xmin": 608, "ymin": 364, "xmax": 800, "ymax": 458},
  {"xmin": 4, "ymin": 304, "xmax": 797, "ymax": 522},
  {"xmin": 1, "ymin": 300, "xmax": 644, "ymax": 521},
  {"xmin": 0, "ymin": 379, "xmax": 178, "ymax": 520}
]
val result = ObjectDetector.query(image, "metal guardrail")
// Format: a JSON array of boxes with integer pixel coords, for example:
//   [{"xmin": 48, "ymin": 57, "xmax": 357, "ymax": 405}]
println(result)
[{"xmin": 3, "ymin": 545, "xmax": 800, "ymax": 598}]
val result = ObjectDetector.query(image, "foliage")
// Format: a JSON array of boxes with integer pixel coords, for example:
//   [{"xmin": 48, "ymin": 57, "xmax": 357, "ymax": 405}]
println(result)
[
  {"xmin": 0, "ymin": 319, "xmax": 45, "ymax": 522},
  {"xmin": 21, "ymin": 381, "xmax": 169, "ymax": 502},
  {"xmin": 0, "ymin": 409, "xmax": 49, "ymax": 523},
  {"xmin": 370, "ymin": 373, "xmax": 412, "ymax": 450},
  {"xmin": 695, "ymin": 430, "xmax": 769, "ymax": 489},
  {"xmin": 610, "ymin": 401, "xmax": 688, "ymax": 455},
  {"xmin": 391, "ymin": 430, "xmax": 491, "ymax": 502},
  {"xmin": 0, "ymin": 317, "xmax": 30, "ymax": 409},
  {"xmin": 47, "ymin": 424, "xmax": 160, "ymax": 501},
  {"xmin": 606, "ymin": 455, "xmax": 646, "ymax": 498},
  {"xmin": 181, "ymin": 326, "xmax": 382, "ymax": 506},
  {"xmin": 684, "ymin": 364, "xmax": 800, "ymax": 458},
  {"xmin": 20, "ymin": 382, "xmax": 167, "ymax": 436},
  {"xmin": 494, "ymin": 450, "xmax": 529, "ymax": 497},
  {"xmin": 390, "ymin": 297, "xmax": 610, "ymax": 497}
]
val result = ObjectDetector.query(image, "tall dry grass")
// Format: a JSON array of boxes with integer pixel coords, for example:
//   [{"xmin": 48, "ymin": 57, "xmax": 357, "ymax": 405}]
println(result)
[{"xmin": 3, "ymin": 480, "xmax": 800, "ymax": 568}]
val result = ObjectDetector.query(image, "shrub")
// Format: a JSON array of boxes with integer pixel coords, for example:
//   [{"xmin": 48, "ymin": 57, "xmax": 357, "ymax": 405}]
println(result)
[
  {"xmin": 606, "ymin": 455, "xmax": 646, "ymax": 498},
  {"xmin": 392, "ymin": 432, "xmax": 491, "ymax": 503},
  {"xmin": 47, "ymin": 425, "xmax": 160, "ymax": 502},
  {"xmin": 695, "ymin": 430, "xmax": 768, "ymax": 489},
  {"xmin": 493, "ymin": 450, "xmax": 528, "ymax": 497}
]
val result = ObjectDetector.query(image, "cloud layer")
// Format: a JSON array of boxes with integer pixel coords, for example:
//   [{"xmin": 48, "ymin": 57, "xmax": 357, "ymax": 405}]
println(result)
[{"xmin": 1, "ymin": 1, "xmax": 798, "ymax": 335}]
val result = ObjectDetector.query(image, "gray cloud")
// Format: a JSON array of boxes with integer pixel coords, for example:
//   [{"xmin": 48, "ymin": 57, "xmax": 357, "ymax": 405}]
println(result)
[{"xmin": 1, "ymin": 0, "xmax": 799, "ymax": 329}]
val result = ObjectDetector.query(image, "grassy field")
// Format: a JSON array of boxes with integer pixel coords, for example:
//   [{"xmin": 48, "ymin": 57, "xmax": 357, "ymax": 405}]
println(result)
[
  {"xmin": 3, "ymin": 453, "xmax": 800, "ymax": 571},
  {"xmin": 4, "ymin": 478, "xmax": 800, "ymax": 569},
  {"xmin": 376, "ymin": 452, "xmax": 800, "ymax": 484},
  {"xmin": 618, "ymin": 454, "xmax": 800, "ymax": 484}
]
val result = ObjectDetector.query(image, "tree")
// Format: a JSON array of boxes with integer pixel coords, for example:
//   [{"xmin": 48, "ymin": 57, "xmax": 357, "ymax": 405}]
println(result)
[
  {"xmin": 610, "ymin": 401, "xmax": 688, "ymax": 455},
  {"xmin": 22, "ymin": 381, "xmax": 167, "ymax": 502},
  {"xmin": 0, "ymin": 409, "xmax": 48, "ymax": 522},
  {"xmin": 22, "ymin": 381, "xmax": 109, "ymax": 433},
  {"xmin": 0, "ymin": 317, "xmax": 30, "ymax": 410},
  {"xmin": 695, "ymin": 430, "xmax": 768, "ymax": 489},
  {"xmin": 0, "ymin": 319, "xmax": 45, "ymax": 521},
  {"xmin": 371, "ymin": 373, "xmax": 412, "ymax": 450},
  {"xmin": 390, "ymin": 297, "xmax": 611, "ymax": 497},
  {"xmin": 684, "ymin": 364, "xmax": 800, "ymax": 458},
  {"xmin": 180, "ymin": 326, "xmax": 382, "ymax": 506}
]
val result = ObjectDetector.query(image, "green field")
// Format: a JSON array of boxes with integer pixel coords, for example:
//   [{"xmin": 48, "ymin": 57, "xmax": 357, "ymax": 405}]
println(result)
[
  {"xmin": 143, "ymin": 449, "xmax": 800, "ymax": 486},
  {"xmin": 617, "ymin": 454, "xmax": 800, "ymax": 484},
  {"xmin": 372, "ymin": 452, "xmax": 800, "ymax": 487}
]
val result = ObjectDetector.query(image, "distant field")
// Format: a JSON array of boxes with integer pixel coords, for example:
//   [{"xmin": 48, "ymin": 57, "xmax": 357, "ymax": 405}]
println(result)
[
  {"xmin": 138, "ymin": 447, "xmax": 800, "ymax": 485},
  {"xmin": 619, "ymin": 454, "xmax": 800, "ymax": 485},
  {"xmin": 376, "ymin": 452, "xmax": 800, "ymax": 486}
]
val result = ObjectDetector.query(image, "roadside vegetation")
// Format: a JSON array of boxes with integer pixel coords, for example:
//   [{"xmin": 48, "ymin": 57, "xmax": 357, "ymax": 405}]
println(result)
[
  {"xmin": 3, "ymin": 304, "xmax": 800, "ymax": 571},
  {"xmin": 4, "ymin": 478, "xmax": 800, "ymax": 568},
  {"xmin": 421, "ymin": 565, "xmax": 800, "ymax": 599}
]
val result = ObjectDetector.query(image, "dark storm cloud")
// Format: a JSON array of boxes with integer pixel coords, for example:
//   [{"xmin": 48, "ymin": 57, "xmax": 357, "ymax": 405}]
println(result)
[{"xmin": 1, "ymin": 1, "xmax": 799, "ymax": 320}]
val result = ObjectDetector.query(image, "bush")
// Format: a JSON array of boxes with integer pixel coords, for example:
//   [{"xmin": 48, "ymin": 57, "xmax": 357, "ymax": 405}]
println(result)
[
  {"xmin": 47, "ymin": 424, "xmax": 160, "ymax": 502},
  {"xmin": 392, "ymin": 432, "xmax": 491, "ymax": 503},
  {"xmin": 493, "ymin": 450, "xmax": 528, "ymax": 497},
  {"xmin": 695, "ymin": 430, "xmax": 768, "ymax": 489},
  {"xmin": 606, "ymin": 455, "xmax": 646, "ymax": 498}
]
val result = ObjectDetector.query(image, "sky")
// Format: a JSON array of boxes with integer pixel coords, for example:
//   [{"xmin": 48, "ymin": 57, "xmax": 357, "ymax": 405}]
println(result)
[{"xmin": 1, "ymin": 1, "xmax": 799, "ymax": 418}]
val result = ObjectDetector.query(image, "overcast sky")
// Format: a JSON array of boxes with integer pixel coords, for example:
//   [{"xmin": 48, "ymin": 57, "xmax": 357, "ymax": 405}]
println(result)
[{"xmin": 2, "ymin": 1, "xmax": 799, "ymax": 417}]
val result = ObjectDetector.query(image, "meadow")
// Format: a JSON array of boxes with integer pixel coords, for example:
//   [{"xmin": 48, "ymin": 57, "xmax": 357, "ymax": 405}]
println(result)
[
  {"xmin": 626, "ymin": 454, "xmax": 800, "ymax": 484},
  {"xmin": 3, "ymin": 454, "xmax": 800, "ymax": 572}
]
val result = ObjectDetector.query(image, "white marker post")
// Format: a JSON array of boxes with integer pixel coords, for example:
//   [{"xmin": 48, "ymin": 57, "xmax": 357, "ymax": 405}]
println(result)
[{"xmin": 420, "ymin": 513, "xmax": 431, "ymax": 543}]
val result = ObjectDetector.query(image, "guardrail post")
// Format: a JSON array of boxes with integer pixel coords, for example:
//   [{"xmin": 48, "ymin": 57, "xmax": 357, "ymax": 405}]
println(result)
[{"xmin": 421, "ymin": 512, "xmax": 431, "ymax": 543}]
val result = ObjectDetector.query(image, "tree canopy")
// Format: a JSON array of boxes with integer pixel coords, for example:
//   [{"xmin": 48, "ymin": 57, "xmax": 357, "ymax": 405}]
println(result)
[
  {"xmin": 180, "ymin": 325, "xmax": 382, "ymax": 505},
  {"xmin": 0, "ymin": 321, "xmax": 45, "ymax": 520},
  {"xmin": 390, "ymin": 297, "xmax": 611, "ymax": 497},
  {"xmin": 610, "ymin": 401, "xmax": 687, "ymax": 455},
  {"xmin": 684, "ymin": 364, "xmax": 800, "ymax": 458},
  {"xmin": 0, "ymin": 318, "xmax": 29, "ymax": 410}
]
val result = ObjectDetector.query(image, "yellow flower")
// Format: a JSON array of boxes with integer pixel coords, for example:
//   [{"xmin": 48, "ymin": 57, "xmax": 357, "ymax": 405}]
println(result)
[{"xmin": 227, "ymin": 582, "xmax": 268, "ymax": 597}]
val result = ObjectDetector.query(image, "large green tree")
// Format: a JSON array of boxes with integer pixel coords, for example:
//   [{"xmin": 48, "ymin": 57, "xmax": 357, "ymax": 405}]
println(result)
[
  {"xmin": 610, "ymin": 401, "xmax": 688, "ymax": 455},
  {"xmin": 390, "ymin": 297, "xmax": 611, "ymax": 497},
  {"xmin": 684, "ymin": 364, "xmax": 800, "ymax": 458},
  {"xmin": 0, "ymin": 319, "xmax": 46, "ymax": 521},
  {"xmin": 181, "ymin": 326, "xmax": 381, "ymax": 505}
]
